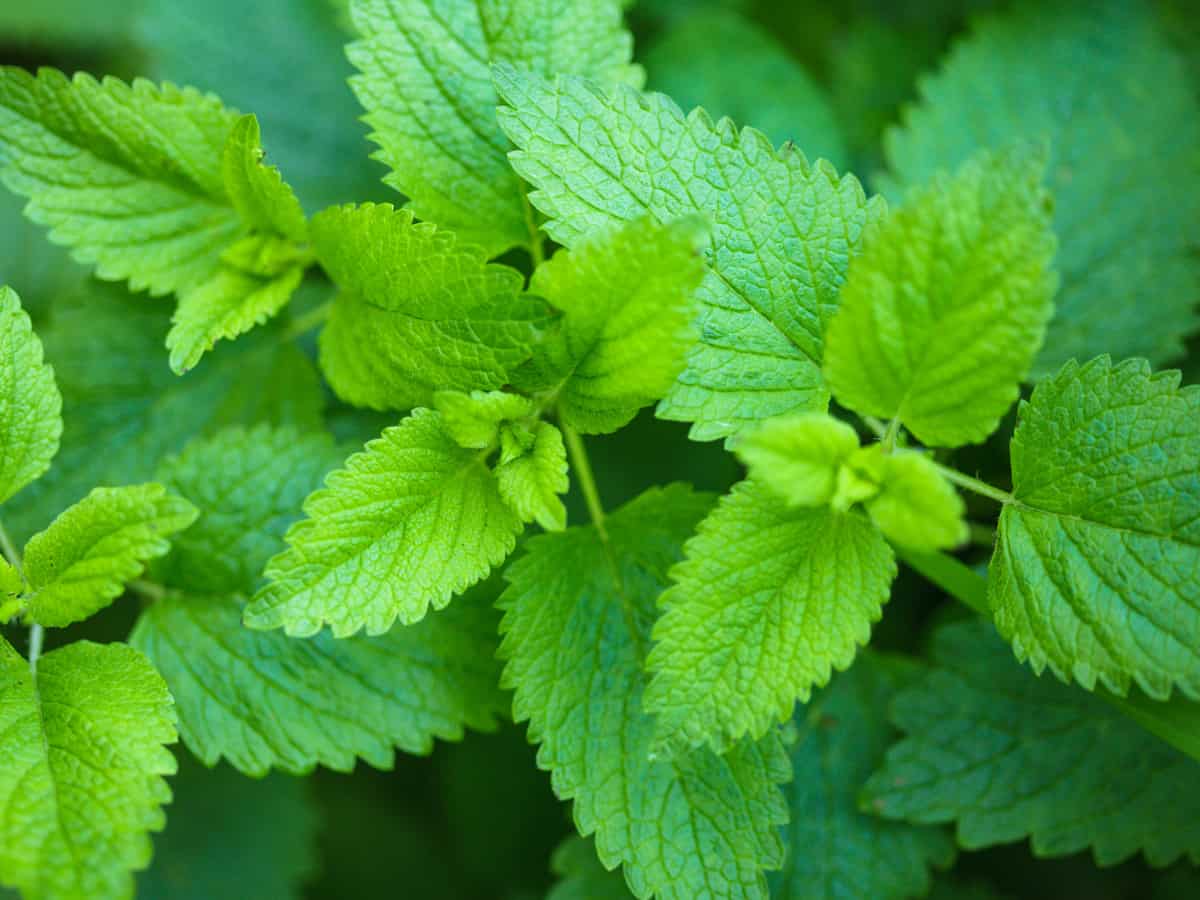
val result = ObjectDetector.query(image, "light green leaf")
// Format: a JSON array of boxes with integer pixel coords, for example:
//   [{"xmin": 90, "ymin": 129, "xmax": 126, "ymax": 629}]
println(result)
[
  {"xmin": 246, "ymin": 407, "xmax": 523, "ymax": 637},
  {"xmin": 0, "ymin": 286, "xmax": 61, "ymax": 505},
  {"xmin": 884, "ymin": 1, "xmax": 1200, "ymax": 374},
  {"xmin": 347, "ymin": 0, "xmax": 640, "ymax": 256},
  {"xmin": 0, "ymin": 558, "xmax": 22, "ymax": 620},
  {"xmin": 989, "ymin": 356, "xmax": 1200, "ymax": 701},
  {"xmin": 139, "ymin": 0, "xmax": 383, "ymax": 213},
  {"xmin": 499, "ymin": 485, "xmax": 789, "ymax": 899},
  {"xmin": 0, "ymin": 638, "xmax": 177, "ymax": 900},
  {"xmin": 138, "ymin": 757, "xmax": 317, "ymax": 900},
  {"xmin": 313, "ymin": 203, "xmax": 544, "ymax": 410},
  {"xmin": 168, "ymin": 266, "xmax": 305, "ymax": 375},
  {"xmin": 495, "ymin": 421, "xmax": 568, "ymax": 532},
  {"xmin": 0, "ymin": 283, "xmax": 324, "ymax": 547},
  {"xmin": 645, "ymin": 479, "xmax": 896, "ymax": 753},
  {"xmin": 22, "ymin": 484, "xmax": 198, "ymax": 627},
  {"xmin": 496, "ymin": 67, "xmax": 885, "ymax": 441},
  {"xmin": 861, "ymin": 449, "xmax": 967, "ymax": 552},
  {"xmin": 863, "ymin": 619, "xmax": 1200, "ymax": 866},
  {"xmin": 734, "ymin": 413, "xmax": 860, "ymax": 507},
  {"xmin": 772, "ymin": 654, "xmax": 954, "ymax": 900},
  {"xmin": 0, "ymin": 67, "xmax": 241, "ymax": 297},
  {"xmin": 132, "ymin": 585, "xmax": 507, "ymax": 776},
  {"xmin": 164, "ymin": 114, "xmax": 311, "ymax": 373},
  {"xmin": 221, "ymin": 114, "xmax": 307, "ymax": 242},
  {"xmin": 521, "ymin": 216, "xmax": 705, "ymax": 434},
  {"xmin": 645, "ymin": 8, "xmax": 845, "ymax": 163},
  {"xmin": 154, "ymin": 425, "xmax": 344, "ymax": 595},
  {"xmin": 547, "ymin": 837, "xmax": 632, "ymax": 900},
  {"xmin": 825, "ymin": 146, "xmax": 1057, "ymax": 447},
  {"xmin": 433, "ymin": 389, "xmax": 535, "ymax": 450}
]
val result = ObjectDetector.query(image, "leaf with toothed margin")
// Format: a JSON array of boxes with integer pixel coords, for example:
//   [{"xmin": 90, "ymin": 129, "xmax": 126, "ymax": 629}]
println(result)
[
  {"xmin": 823, "ymin": 145, "xmax": 1057, "ymax": 448},
  {"xmin": 499, "ymin": 485, "xmax": 790, "ymax": 900},
  {"xmin": 772, "ymin": 653, "xmax": 956, "ymax": 900},
  {"xmin": 347, "ymin": 0, "xmax": 641, "ymax": 257},
  {"xmin": 644, "ymin": 478, "xmax": 897, "ymax": 754},
  {"xmin": 989, "ymin": 355, "xmax": 1200, "ymax": 702},
  {"xmin": 883, "ymin": 0, "xmax": 1200, "ymax": 375},
  {"xmin": 0, "ymin": 285, "xmax": 61, "ymax": 505},
  {"xmin": 245, "ymin": 408, "xmax": 523, "ymax": 637},
  {"xmin": 518, "ymin": 215, "xmax": 706, "ymax": 435},
  {"xmin": 0, "ymin": 638, "xmax": 177, "ymax": 900},
  {"xmin": 22, "ymin": 484, "xmax": 198, "ymax": 628},
  {"xmin": 0, "ymin": 66, "xmax": 242, "ymax": 297},
  {"xmin": 863, "ymin": 619, "xmax": 1200, "ymax": 867},
  {"xmin": 313, "ymin": 203, "xmax": 546, "ymax": 411},
  {"xmin": 132, "ymin": 584, "xmax": 507, "ymax": 776},
  {"xmin": 495, "ymin": 66, "xmax": 885, "ymax": 441}
]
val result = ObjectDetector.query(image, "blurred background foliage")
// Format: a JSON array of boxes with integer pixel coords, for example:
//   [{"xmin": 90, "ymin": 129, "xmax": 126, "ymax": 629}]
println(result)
[{"xmin": 0, "ymin": 0, "xmax": 1196, "ymax": 898}]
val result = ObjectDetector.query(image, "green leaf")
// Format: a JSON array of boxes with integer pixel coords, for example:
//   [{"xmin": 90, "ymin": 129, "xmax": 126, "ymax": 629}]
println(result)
[
  {"xmin": 644, "ymin": 8, "xmax": 845, "ymax": 164},
  {"xmin": 499, "ymin": 485, "xmax": 789, "ymax": 899},
  {"xmin": 496, "ymin": 67, "xmax": 885, "ymax": 441},
  {"xmin": 0, "ymin": 283, "xmax": 323, "ymax": 546},
  {"xmin": 432, "ymin": 389, "xmax": 535, "ymax": 450},
  {"xmin": 246, "ymin": 407, "xmax": 522, "ymax": 636},
  {"xmin": 989, "ymin": 356, "xmax": 1200, "ymax": 701},
  {"xmin": 164, "ymin": 114, "xmax": 311, "ymax": 373},
  {"xmin": 132, "ymin": 585, "xmax": 507, "ymax": 775},
  {"xmin": 825, "ymin": 146, "xmax": 1057, "ymax": 447},
  {"xmin": 859, "ymin": 449, "xmax": 967, "ymax": 552},
  {"xmin": 313, "ymin": 203, "xmax": 544, "ymax": 410},
  {"xmin": 220, "ymin": 115, "xmax": 307, "ymax": 242},
  {"xmin": 863, "ymin": 619, "xmax": 1200, "ymax": 866},
  {"xmin": 0, "ymin": 638, "xmax": 177, "ymax": 900},
  {"xmin": 0, "ymin": 67, "xmax": 241, "ymax": 297},
  {"xmin": 138, "ymin": 757, "xmax": 317, "ymax": 900},
  {"xmin": 0, "ymin": 558, "xmax": 22, "ymax": 620},
  {"xmin": 772, "ymin": 654, "xmax": 954, "ymax": 900},
  {"xmin": 645, "ymin": 479, "xmax": 896, "ymax": 753},
  {"xmin": 168, "ymin": 266, "xmax": 305, "ymax": 375},
  {"xmin": 522, "ymin": 216, "xmax": 706, "ymax": 434},
  {"xmin": 22, "ymin": 484, "xmax": 198, "ymax": 627},
  {"xmin": 139, "ymin": 0, "xmax": 383, "ymax": 213},
  {"xmin": 347, "ymin": 0, "xmax": 640, "ymax": 256},
  {"xmin": 495, "ymin": 421, "xmax": 568, "ymax": 532},
  {"xmin": 734, "ymin": 413, "xmax": 861, "ymax": 507},
  {"xmin": 884, "ymin": 1, "xmax": 1200, "ymax": 374},
  {"xmin": 547, "ymin": 837, "xmax": 632, "ymax": 900},
  {"xmin": 0, "ymin": 286, "xmax": 61, "ymax": 505},
  {"xmin": 154, "ymin": 425, "xmax": 344, "ymax": 595}
]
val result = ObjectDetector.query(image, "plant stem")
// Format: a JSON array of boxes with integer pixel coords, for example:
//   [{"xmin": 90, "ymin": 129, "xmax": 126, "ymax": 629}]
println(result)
[
  {"xmin": 562, "ymin": 422, "xmax": 607, "ymax": 541},
  {"xmin": 280, "ymin": 300, "xmax": 331, "ymax": 343},
  {"xmin": 895, "ymin": 545, "xmax": 1200, "ymax": 763},
  {"xmin": 28, "ymin": 624, "xmax": 43, "ymax": 678},
  {"xmin": 561, "ymin": 422, "xmax": 648, "ymax": 661},
  {"xmin": 0, "ymin": 518, "xmax": 21, "ymax": 574},
  {"xmin": 932, "ymin": 462, "xmax": 1014, "ymax": 505},
  {"xmin": 128, "ymin": 579, "xmax": 167, "ymax": 603},
  {"xmin": 520, "ymin": 185, "xmax": 546, "ymax": 268},
  {"xmin": 882, "ymin": 416, "xmax": 902, "ymax": 451},
  {"xmin": 968, "ymin": 522, "xmax": 997, "ymax": 547}
]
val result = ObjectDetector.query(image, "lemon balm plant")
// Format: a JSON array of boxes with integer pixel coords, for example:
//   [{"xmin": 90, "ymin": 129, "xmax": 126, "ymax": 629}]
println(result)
[{"xmin": 0, "ymin": 1, "xmax": 1198, "ymax": 898}]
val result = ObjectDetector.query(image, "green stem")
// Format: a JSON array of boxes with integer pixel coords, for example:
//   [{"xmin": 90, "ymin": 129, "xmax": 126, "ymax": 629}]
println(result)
[
  {"xmin": 128, "ymin": 579, "xmax": 167, "ymax": 603},
  {"xmin": 562, "ymin": 422, "xmax": 608, "ymax": 541},
  {"xmin": 932, "ymin": 462, "xmax": 1014, "ymax": 505},
  {"xmin": 882, "ymin": 417, "xmax": 902, "ymax": 452},
  {"xmin": 968, "ymin": 522, "xmax": 997, "ymax": 548},
  {"xmin": 896, "ymin": 546, "xmax": 1200, "ymax": 763},
  {"xmin": 520, "ymin": 185, "xmax": 546, "ymax": 268},
  {"xmin": 561, "ymin": 422, "xmax": 648, "ymax": 661},
  {"xmin": 0, "ymin": 519, "xmax": 21, "ymax": 574},
  {"xmin": 280, "ymin": 300, "xmax": 331, "ymax": 343},
  {"xmin": 28, "ymin": 623, "xmax": 43, "ymax": 678}
]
